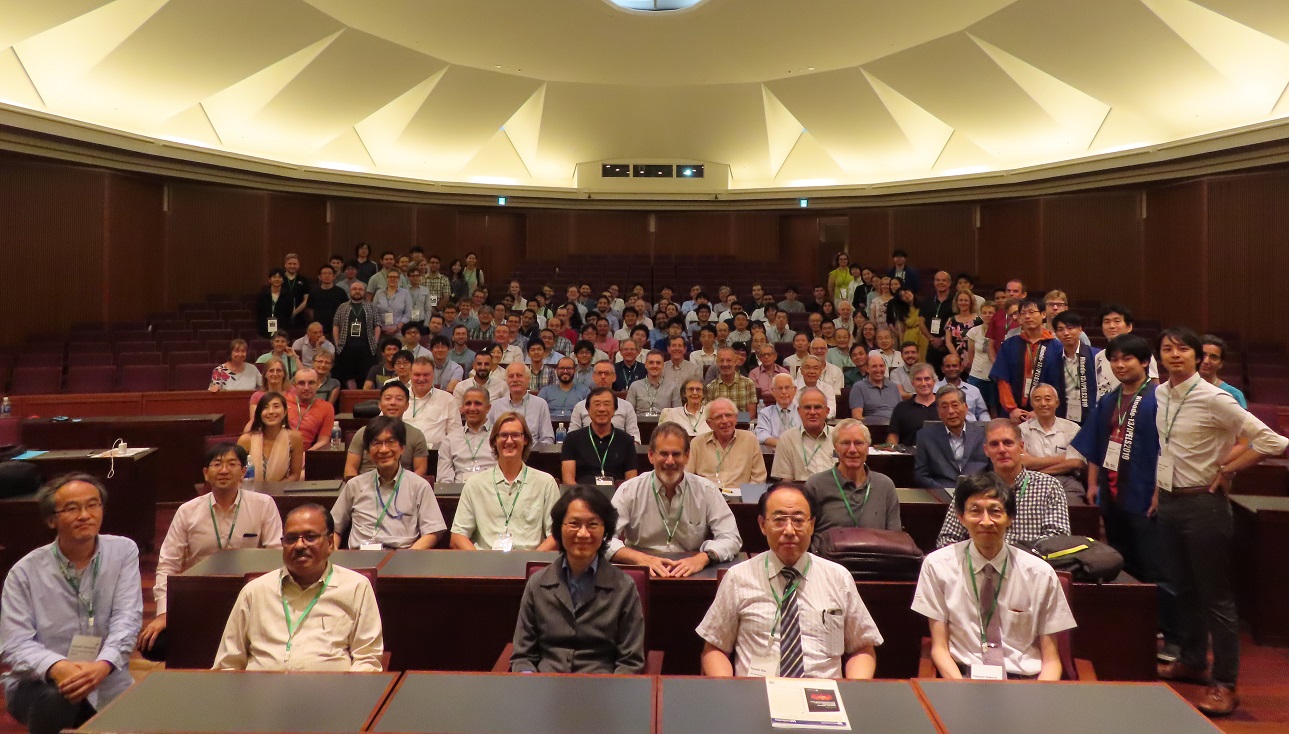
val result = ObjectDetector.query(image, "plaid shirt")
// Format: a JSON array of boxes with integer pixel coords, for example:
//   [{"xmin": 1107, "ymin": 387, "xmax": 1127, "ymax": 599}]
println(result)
[
  {"xmin": 468, "ymin": 324, "xmax": 496, "ymax": 341},
  {"xmin": 705, "ymin": 374, "xmax": 759, "ymax": 412},
  {"xmin": 527, "ymin": 364, "xmax": 558, "ymax": 393},
  {"xmin": 934, "ymin": 469, "xmax": 1070, "ymax": 548},
  {"xmin": 423, "ymin": 273, "xmax": 452, "ymax": 308}
]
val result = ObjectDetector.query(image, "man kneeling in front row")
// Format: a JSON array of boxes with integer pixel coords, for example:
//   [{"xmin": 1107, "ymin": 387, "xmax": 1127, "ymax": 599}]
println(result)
[
  {"xmin": 213, "ymin": 503, "xmax": 384, "ymax": 671},
  {"xmin": 912, "ymin": 473, "xmax": 1076, "ymax": 680}
]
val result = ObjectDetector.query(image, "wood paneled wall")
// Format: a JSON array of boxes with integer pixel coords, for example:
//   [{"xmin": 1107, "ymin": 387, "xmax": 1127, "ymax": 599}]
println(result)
[{"xmin": 3, "ymin": 154, "xmax": 1289, "ymax": 354}]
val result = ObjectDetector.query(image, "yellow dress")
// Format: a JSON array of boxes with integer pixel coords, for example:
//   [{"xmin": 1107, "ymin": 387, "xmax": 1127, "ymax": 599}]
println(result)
[
  {"xmin": 828, "ymin": 267, "xmax": 853, "ymax": 303},
  {"xmin": 903, "ymin": 306, "xmax": 929, "ymax": 361}
]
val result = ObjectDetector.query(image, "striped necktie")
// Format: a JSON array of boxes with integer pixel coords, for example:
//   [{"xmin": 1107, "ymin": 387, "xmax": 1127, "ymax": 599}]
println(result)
[{"xmin": 778, "ymin": 566, "xmax": 805, "ymax": 678}]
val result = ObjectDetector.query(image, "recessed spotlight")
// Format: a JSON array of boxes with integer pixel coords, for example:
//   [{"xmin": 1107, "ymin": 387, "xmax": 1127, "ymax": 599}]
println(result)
[{"xmin": 807, "ymin": 67, "xmax": 815, "ymax": 71}]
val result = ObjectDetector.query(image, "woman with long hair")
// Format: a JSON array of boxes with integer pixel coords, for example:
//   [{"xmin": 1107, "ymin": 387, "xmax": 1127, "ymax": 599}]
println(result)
[
  {"xmin": 246, "ymin": 357, "xmax": 291, "ymax": 430},
  {"xmin": 237, "ymin": 391, "xmax": 304, "ymax": 483},
  {"xmin": 944, "ymin": 290, "xmax": 983, "ymax": 363},
  {"xmin": 448, "ymin": 258, "xmax": 469, "ymax": 303},
  {"xmin": 889, "ymin": 288, "xmax": 930, "ymax": 361},
  {"xmin": 857, "ymin": 321, "xmax": 879, "ymax": 352}
]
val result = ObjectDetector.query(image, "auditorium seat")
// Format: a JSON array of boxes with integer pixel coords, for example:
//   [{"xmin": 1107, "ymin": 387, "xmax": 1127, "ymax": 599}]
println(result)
[
  {"xmin": 156, "ymin": 330, "xmax": 195, "ymax": 343},
  {"xmin": 15, "ymin": 353, "xmax": 63, "ymax": 368},
  {"xmin": 117, "ymin": 352, "xmax": 163, "ymax": 367},
  {"xmin": 114, "ymin": 341, "xmax": 157, "ymax": 354},
  {"xmin": 190, "ymin": 321, "xmax": 226, "ymax": 333},
  {"xmin": 111, "ymin": 330, "xmax": 152, "ymax": 343},
  {"xmin": 197, "ymin": 329, "xmax": 234, "ymax": 344},
  {"xmin": 837, "ymin": 386, "xmax": 851, "ymax": 419},
  {"xmin": 10, "ymin": 366, "xmax": 61, "ymax": 395},
  {"xmin": 249, "ymin": 339, "xmax": 272, "ymax": 355},
  {"xmin": 65, "ymin": 365, "xmax": 117, "ymax": 393},
  {"xmin": 774, "ymin": 343, "xmax": 794, "ymax": 363},
  {"xmin": 21, "ymin": 342, "xmax": 64, "ymax": 355},
  {"xmin": 1248, "ymin": 363, "xmax": 1289, "ymax": 379},
  {"xmin": 1247, "ymin": 404, "xmax": 1286, "ymax": 437},
  {"xmin": 163, "ymin": 340, "xmax": 204, "ymax": 354},
  {"xmin": 171, "ymin": 363, "xmax": 215, "ymax": 390},
  {"xmin": 68, "ymin": 352, "xmax": 116, "ymax": 367},
  {"xmin": 1250, "ymin": 379, "xmax": 1289, "ymax": 404},
  {"xmin": 169, "ymin": 351, "xmax": 213, "ymax": 366},
  {"xmin": 184, "ymin": 310, "xmax": 219, "ymax": 322},
  {"xmin": 118, "ymin": 364, "xmax": 168, "ymax": 392},
  {"xmin": 466, "ymin": 339, "xmax": 490, "ymax": 354}
]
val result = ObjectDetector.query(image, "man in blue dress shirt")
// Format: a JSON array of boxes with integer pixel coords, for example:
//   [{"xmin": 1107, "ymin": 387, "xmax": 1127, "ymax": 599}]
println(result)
[{"xmin": 1, "ymin": 473, "xmax": 142, "ymax": 734}]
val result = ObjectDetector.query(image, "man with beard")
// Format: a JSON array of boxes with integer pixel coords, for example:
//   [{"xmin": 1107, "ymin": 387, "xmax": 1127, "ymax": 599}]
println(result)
[{"xmin": 332, "ymin": 281, "xmax": 380, "ymax": 388}]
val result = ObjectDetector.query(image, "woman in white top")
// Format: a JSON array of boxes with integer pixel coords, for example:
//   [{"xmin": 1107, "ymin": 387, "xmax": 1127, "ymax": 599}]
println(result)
[
  {"xmin": 965, "ymin": 303, "xmax": 997, "ymax": 411},
  {"xmin": 237, "ymin": 391, "xmax": 303, "ymax": 483},
  {"xmin": 209, "ymin": 339, "xmax": 263, "ymax": 392},
  {"xmin": 657, "ymin": 379, "xmax": 712, "ymax": 437},
  {"xmin": 867, "ymin": 277, "xmax": 893, "ymax": 326}
]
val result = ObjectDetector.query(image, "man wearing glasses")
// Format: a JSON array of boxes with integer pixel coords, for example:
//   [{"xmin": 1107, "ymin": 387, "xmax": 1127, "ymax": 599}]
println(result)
[
  {"xmin": 213, "ymin": 503, "xmax": 384, "ymax": 671},
  {"xmin": 1, "ymin": 473, "xmax": 142, "ymax": 734},
  {"xmin": 769, "ymin": 388, "xmax": 835, "ymax": 481},
  {"xmin": 344, "ymin": 382, "xmax": 430, "ymax": 480},
  {"xmin": 697, "ymin": 482, "xmax": 882, "ymax": 679},
  {"xmin": 802, "ymin": 419, "xmax": 902, "ymax": 545},
  {"xmin": 332, "ymin": 416, "xmax": 446, "ymax": 550},
  {"xmin": 136, "ymin": 443, "xmax": 283, "ymax": 662}
]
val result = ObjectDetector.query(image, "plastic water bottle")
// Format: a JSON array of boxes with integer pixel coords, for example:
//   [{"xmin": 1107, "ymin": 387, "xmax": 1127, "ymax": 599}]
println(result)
[
  {"xmin": 555, "ymin": 423, "xmax": 567, "ymax": 443},
  {"xmin": 242, "ymin": 463, "xmax": 255, "ymax": 489},
  {"xmin": 0, "ymin": 397, "xmax": 9, "ymax": 418},
  {"xmin": 329, "ymin": 421, "xmax": 343, "ymax": 450}
]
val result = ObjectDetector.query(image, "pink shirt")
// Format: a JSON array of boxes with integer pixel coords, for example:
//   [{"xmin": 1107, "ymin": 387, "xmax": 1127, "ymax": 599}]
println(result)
[
  {"xmin": 749, "ymin": 364, "xmax": 789, "ymax": 402},
  {"xmin": 287, "ymin": 396, "xmax": 336, "ymax": 448}
]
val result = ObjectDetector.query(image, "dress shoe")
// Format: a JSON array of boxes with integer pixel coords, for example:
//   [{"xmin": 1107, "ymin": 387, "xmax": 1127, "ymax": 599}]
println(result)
[
  {"xmin": 1195, "ymin": 685, "xmax": 1238, "ymax": 717},
  {"xmin": 1156, "ymin": 660, "xmax": 1210, "ymax": 685}
]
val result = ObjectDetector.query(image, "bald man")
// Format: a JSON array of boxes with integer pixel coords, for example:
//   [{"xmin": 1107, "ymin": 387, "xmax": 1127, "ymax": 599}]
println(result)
[
  {"xmin": 488, "ymin": 362, "xmax": 555, "ymax": 445},
  {"xmin": 686, "ymin": 398, "xmax": 767, "ymax": 489}
]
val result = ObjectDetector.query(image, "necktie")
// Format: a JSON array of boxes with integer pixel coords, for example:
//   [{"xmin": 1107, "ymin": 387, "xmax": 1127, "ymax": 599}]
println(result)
[
  {"xmin": 979, "ymin": 564, "xmax": 1005, "ymax": 667},
  {"xmin": 778, "ymin": 566, "xmax": 805, "ymax": 678}
]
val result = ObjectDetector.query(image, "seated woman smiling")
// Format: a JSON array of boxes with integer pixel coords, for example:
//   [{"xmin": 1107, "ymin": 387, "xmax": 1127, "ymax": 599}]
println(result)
[{"xmin": 509, "ymin": 486, "xmax": 645, "ymax": 674}]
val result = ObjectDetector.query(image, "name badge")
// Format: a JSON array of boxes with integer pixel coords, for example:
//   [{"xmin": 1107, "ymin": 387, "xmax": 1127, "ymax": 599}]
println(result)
[
  {"xmin": 410, "ymin": 309, "xmax": 422, "ymax": 321},
  {"xmin": 359, "ymin": 543, "xmax": 383, "ymax": 551},
  {"xmin": 493, "ymin": 532, "xmax": 514, "ymax": 552},
  {"xmin": 595, "ymin": 475, "xmax": 614, "ymax": 486},
  {"xmin": 350, "ymin": 321, "xmax": 362, "ymax": 337},
  {"xmin": 428, "ymin": 294, "xmax": 439, "ymax": 307},
  {"xmin": 1156, "ymin": 454, "xmax": 1175, "ymax": 491},
  {"xmin": 746, "ymin": 649, "xmax": 779, "ymax": 678},
  {"xmin": 384, "ymin": 312, "xmax": 394, "ymax": 326},
  {"xmin": 465, "ymin": 462, "xmax": 483, "ymax": 473},
  {"xmin": 970, "ymin": 663, "xmax": 1005, "ymax": 680},
  {"xmin": 67, "ymin": 634, "xmax": 103, "ymax": 662},
  {"xmin": 930, "ymin": 318, "xmax": 942, "ymax": 333},
  {"xmin": 1102, "ymin": 441, "xmax": 1122, "ymax": 472},
  {"xmin": 266, "ymin": 318, "xmax": 278, "ymax": 333}
]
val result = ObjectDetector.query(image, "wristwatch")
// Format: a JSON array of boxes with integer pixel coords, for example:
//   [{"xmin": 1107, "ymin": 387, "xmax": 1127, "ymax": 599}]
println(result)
[{"xmin": 704, "ymin": 550, "xmax": 720, "ymax": 565}]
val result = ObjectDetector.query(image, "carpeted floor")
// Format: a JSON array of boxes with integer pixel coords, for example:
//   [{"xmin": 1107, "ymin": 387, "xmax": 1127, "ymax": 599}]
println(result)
[{"xmin": 1, "ymin": 509, "xmax": 1286, "ymax": 733}]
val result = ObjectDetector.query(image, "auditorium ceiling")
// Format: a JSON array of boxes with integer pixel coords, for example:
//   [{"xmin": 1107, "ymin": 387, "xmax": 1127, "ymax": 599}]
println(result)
[{"xmin": 1, "ymin": 0, "xmax": 1288, "ymax": 196}]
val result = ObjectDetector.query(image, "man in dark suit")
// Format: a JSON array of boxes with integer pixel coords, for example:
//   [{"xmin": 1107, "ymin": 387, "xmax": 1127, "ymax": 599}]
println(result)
[{"xmin": 914, "ymin": 385, "xmax": 988, "ymax": 488}]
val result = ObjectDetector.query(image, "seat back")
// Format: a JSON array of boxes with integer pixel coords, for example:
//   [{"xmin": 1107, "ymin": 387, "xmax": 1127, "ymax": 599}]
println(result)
[
  {"xmin": 171, "ymin": 363, "xmax": 215, "ymax": 390},
  {"xmin": 1055, "ymin": 571, "xmax": 1079, "ymax": 681},
  {"xmin": 118, "ymin": 364, "xmax": 168, "ymax": 392},
  {"xmin": 11, "ymin": 366, "xmax": 61, "ymax": 395},
  {"xmin": 65, "ymin": 365, "xmax": 117, "ymax": 394}
]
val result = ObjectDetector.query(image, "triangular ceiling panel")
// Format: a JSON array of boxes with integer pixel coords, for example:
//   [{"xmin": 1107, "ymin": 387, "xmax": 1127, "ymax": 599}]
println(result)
[
  {"xmin": 863, "ymin": 70, "xmax": 955, "ymax": 172},
  {"xmin": 501, "ymin": 84, "xmax": 547, "ymax": 179},
  {"xmin": 313, "ymin": 127, "xmax": 377, "ymax": 170},
  {"xmin": 0, "ymin": 0, "xmax": 117, "ymax": 50},
  {"xmin": 1192, "ymin": 0, "xmax": 1289, "ymax": 47},
  {"xmin": 353, "ymin": 70, "xmax": 445, "ymax": 168},
  {"xmin": 79, "ymin": 0, "xmax": 346, "ymax": 125},
  {"xmin": 930, "ymin": 131, "xmax": 998, "ymax": 174},
  {"xmin": 394, "ymin": 65, "xmax": 543, "ymax": 174},
  {"xmin": 1141, "ymin": 0, "xmax": 1289, "ymax": 115},
  {"xmin": 761, "ymin": 86, "xmax": 804, "ymax": 180},
  {"xmin": 148, "ymin": 102, "xmax": 223, "ymax": 148},
  {"xmin": 1087, "ymin": 106, "xmax": 1170, "ymax": 154},
  {"xmin": 0, "ymin": 46, "xmax": 46, "ymax": 110},
  {"xmin": 774, "ymin": 131, "xmax": 848, "ymax": 184},
  {"xmin": 459, "ymin": 129, "xmax": 532, "ymax": 183}
]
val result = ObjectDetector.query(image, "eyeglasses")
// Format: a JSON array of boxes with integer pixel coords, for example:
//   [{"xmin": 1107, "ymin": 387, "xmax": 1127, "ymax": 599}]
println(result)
[
  {"xmin": 282, "ymin": 532, "xmax": 327, "ymax": 546},
  {"xmin": 766, "ymin": 514, "xmax": 810, "ymax": 530},
  {"xmin": 369, "ymin": 439, "xmax": 402, "ymax": 449},
  {"xmin": 53, "ymin": 500, "xmax": 103, "ymax": 516},
  {"xmin": 836, "ymin": 440, "xmax": 867, "ymax": 449},
  {"xmin": 562, "ymin": 521, "xmax": 605, "ymax": 533},
  {"xmin": 207, "ymin": 460, "xmax": 244, "ymax": 470},
  {"xmin": 496, "ymin": 432, "xmax": 526, "ymax": 442}
]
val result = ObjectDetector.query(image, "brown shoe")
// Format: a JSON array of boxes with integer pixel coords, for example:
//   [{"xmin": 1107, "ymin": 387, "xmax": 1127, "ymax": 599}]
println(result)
[
  {"xmin": 1195, "ymin": 686, "xmax": 1239, "ymax": 717},
  {"xmin": 1157, "ymin": 660, "xmax": 1210, "ymax": 685}
]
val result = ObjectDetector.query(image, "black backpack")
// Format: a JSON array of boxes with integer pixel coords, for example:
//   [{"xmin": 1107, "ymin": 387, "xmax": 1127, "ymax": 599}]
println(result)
[
  {"xmin": 1023, "ymin": 535, "xmax": 1124, "ymax": 583},
  {"xmin": 0, "ymin": 459, "xmax": 42, "ymax": 499}
]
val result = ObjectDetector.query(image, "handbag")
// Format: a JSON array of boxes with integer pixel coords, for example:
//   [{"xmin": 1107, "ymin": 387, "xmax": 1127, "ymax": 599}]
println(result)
[
  {"xmin": 1023, "ymin": 535, "xmax": 1124, "ymax": 583},
  {"xmin": 815, "ymin": 526, "xmax": 924, "ymax": 581}
]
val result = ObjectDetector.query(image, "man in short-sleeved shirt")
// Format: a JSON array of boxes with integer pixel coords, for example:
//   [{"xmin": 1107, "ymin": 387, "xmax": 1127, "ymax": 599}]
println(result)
[
  {"xmin": 286, "ymin": 368, "xmax": 335, "ymax": 450},
  {"xmin": 539, "ymin": 357, "xmax": 590, "ymax": 423},
  {"xmin": 850, "ymin": 353, "xmax": 901, "ymax": 426},
  {"xmin": 885, "ymin": 363, "xmax": 939, "ymax": 446},
  {"xmin": 802, "ymin": 420, "xmax": 901, "ymax": 545},
  {"xmin": 449, "ymin": 415, "xmax": 561, "ymax": 551},
  {"xmin": 344, "ymin": 386, "xmax": 430, "ymax": 480},
  {"xmin": 697, "ymin": 483, "xmax": 882, "ymax": 679},
  {"xmin": 332, "ymin": 417, "xmax": 447, "ymax": 549}
]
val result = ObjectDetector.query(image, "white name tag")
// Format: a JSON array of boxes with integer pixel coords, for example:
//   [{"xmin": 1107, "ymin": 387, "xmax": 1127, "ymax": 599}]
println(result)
[
  {"xmin": 67, "ymin": 634, "xmax": 103, "ymax": 662},
  {"xmin": 1102, "ymin": 441, "xmax": 1122, "ymax": 472},
  {"xmin": 595, "ymin": 476, "xmax": 614, "ymax": 486},
  {"xmin": 1156, "ymin": 454, "xmax": 1175, "ymax": 491},
  {"xmin": 970, "ymin": 663, "xmax": 1005, "ymax": 680},
  {"xmin": 384, "ymin": 312, "xmax": 394, "ymax": 326},
  {"xmin": 746, "ymin": 650, "xmax": 779, "ymax": 678},
  {"xmin": 410, "ymin": 309, "xmax": 422, "ymax": 321},
  {"xmin": 493, "ymin": 533, "xmax": 514, "ymax": 552},
  {"xmin": 428, "ymin": 294, "xmax": 439, "ymax": 307},
  {"xmin": 930, "ymin": 318, "xmax": 942, "ymax": 333},
  {"xmin": 350, "ymin": 322, "xmax": 362, "ymax": 337},
  {"xmin": 359, "ymin": 543, "xmax": 383, "ymax": 551},
  {"xmin": 266, "ymin": 318, "xmax": 278, "ymax": 333}
]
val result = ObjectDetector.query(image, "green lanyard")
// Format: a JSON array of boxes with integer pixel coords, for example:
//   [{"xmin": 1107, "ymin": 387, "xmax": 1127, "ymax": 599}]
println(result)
[
  {"xmin": 209, "ymin": 494, "xmax": 243, "ymax": 549},
  {"xmin": 53, "ymin": 548, "xmax": 101, "ymax": 625},
  {"xmin": 1114, "ymin": 382, "xmax": 1150, "ymax": 429},
  {"xmin": 293, "ymin": 395, "xmax": 313, "ymax": 429},
  {"xmin": 966, "ymin": 549, "xmax": 1010, "ymax": 647},
  {"xmin": 282, "ymin": 566, "xmax": 332, "ymax": 652},
  {"xmin": 1014, "ymin": 472, "xmax": 1031, "ymax": 502},
  {"xmin": 463, "ymin": 429, "xmax": 487, "ymax": 462},
  {"xmin": 684, "ymin": 407, "xmax": 704, "ymax": 434},
  {"xmin": 832, "ymin": 469, "xmax": 870, "ymax": 525},
  {"xmin": 589, "ymin": 430, "xmax": 617, "ymax": 476},
  {"xmin": 801, "ymin": 428, "xmax": 829, "ymax": 469},
  {"xmin": 650, "ymin": 474, "xmax": 685, "ymax": 543},
  {"xmin": 493, "ymin": 466, "xmax": 529, "ymax": 528},
  {"xmin": 765, "ymin": 554, "xmax": 811, "ymax": 636},
  {"xmin": 1162, "ymin": 380, "xmax": 1199, "ymax": 445},
  {"xmin": 372, "ymin": 469, "xmax": 404, "ymax": 534}
]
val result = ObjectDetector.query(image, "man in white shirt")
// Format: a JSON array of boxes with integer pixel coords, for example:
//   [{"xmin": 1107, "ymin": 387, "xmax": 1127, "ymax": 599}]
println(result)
[
  {"xmin": 808, "ymin": 338, "xmax": 845, "ymax": 396},
  {"xmin": 291, "ymin": 322, "xmax": 335, "ymax": 367},
  {"xmin": 427, "ymin": 335, "xmax": 464, "ymax": 393},
  {"xmin": 769, "ymin": 388, "xmax": 834, "ymax": 481},
  {"xmin": 697, "ymin": 483, "xmax": 882, "ymax": 678},
  {"xmin": 1152, "ymin": 328, "xmax": 1289, "ymax": 716},
  {"xmin": 489, "ymin": 362, "xmax": 555, "ymax": 445},
  {"xmin": 606, "ymin": 422, "xmax": 742, "ymax": 577},
  {"xmin": 754, "ymin": 374, "xmax": 798, "ymax": 447},
  {"xmin": 912, "ymin": 473, "xmax": 1076, "ymax": 680},
  {"xmin": 436, "ymin": 385, "xmax": 496, "ymax": 482},
  {"xmin": 399, "ymin": 322, "xmax": 431, "ymax": 360},
  {"xmin": 332, "ymin": 416, "xmax": 447, "ymax": 549},
  {"xmin": 792, "ymin": 356, "xmax": 837, "ymax": 419},
  {"xmin": 404, "ymin": 357, "xmax": 461, "ymax": 449},
  {"xmin": 1019, "ymin": 384, "xmax": 1086, "ymax": 504},
  {"xmin": 494, "ymin": 324, "xmax": 524, "ymax": 366},
  {"xmin": 137, "ymin": 443, "xmax": 282, "ymax": 662},
  {"xmin": 1094, "ymin": 304, "xmax": 1159, "ymax": 399},
  {"xmin": 213, "ymin": 504, "xmax": 383, "ymax": 671},
  {"xmin": 568, "ymin": 360, "xmax": 641, "ymax": 442},
  {"xmin": 783, "ymin": 333, "xmax": 810, "ymax": 375},
  {"xmin": 453, "ymin": 351, "xmax": 507, "ymax": 407}
]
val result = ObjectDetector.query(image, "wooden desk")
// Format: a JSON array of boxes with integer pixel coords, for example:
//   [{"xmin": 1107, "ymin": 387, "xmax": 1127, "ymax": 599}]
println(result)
[
  {"xmin": 1232, "ymin": 458, "xmax": 1289, "ymax": 497},
  {"xmin": 251, "ymin": 479, "xmax": 343, "ymax": 518},
  {"xmin": 22, "ymin": 414, "xmax": 224, "ymax": 503},
  {"xmin": 1232, "ymin": 495, "xmax": 1289, "ymax": 645},
  {"xmin": 306, "ymin": 447, "xmax": 349, "ymax": 481},
  {"xmin": 78, "ymin": 670, "xmax": 398, "ymax": 733},
  {"xmin": 0, "ymin": 449, "xmax": 159, "ymax": 571},
  {"xmin": 371, "ymin": 672, "xmax": 655, "ymax": 734},
  {"xmin": 659, "ymin": 677, "xmax": 939, "ymax": 734},
  {"xmin": 166, "ymin": 549, "xmax": 391, "ymax": 669},
  {"xmin": 914, "ymin": 680, "xmax": 1220, "ymax": 734}
]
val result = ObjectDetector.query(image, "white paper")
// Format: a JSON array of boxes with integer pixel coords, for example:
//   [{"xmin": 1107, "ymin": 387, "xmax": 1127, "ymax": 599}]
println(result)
[
  {"xmin": 1102, "ymin": 441, "xmax": 1122, "ymax": 472},
  {"xmin": 67, "ymin": 634, "xmax": 102, "ymax": 662},
  {"xmin": 765, "ymin": 677, "xmax": 851, "ymax": 730},
  {"xmin": 1156, "ymin": 454, "xmax": 1174, "ymax": 491},
  {"xmin": 970, "ymin": 663, "xmax": 1005, "ymax": 680},
  {"xmin": 359, "ymin": 543, "xmax": 383, "ymax": 551}
]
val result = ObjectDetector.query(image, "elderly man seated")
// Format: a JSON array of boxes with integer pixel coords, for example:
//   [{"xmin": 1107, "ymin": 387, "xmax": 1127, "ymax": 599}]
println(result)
[
  {"xmin": 769, "ymin": 388, "xmax": 835, "ymax": 481},
  {"xmin": 1019, "ymin": 383, "xmax": 1087, "ymax": 505},
  {"xmin": 686, "ymin": 398, "xmax": 767, "ymax": 489},
  {"xmin": 753, "ymin": 373, "xmax": 799, "ymax": 447}
]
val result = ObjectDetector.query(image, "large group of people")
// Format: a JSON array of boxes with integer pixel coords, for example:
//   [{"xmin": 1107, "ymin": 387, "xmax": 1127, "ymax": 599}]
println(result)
[{"xmin": 3, "ymin": 245, "xmax": 1286, "ymax": 734}]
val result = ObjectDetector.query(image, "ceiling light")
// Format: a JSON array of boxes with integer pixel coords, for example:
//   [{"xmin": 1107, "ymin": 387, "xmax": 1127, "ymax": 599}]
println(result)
[
  {"xmin": 799, "ymin": 199, "xmax": 808, "ymax": 208},
  {"xmin": 497, "ymin": 196, "xmax": 507, "ymax": 206},
  {"xmin": 315, "ymin": 161, "xmax": 367, "ymax": 173}
]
